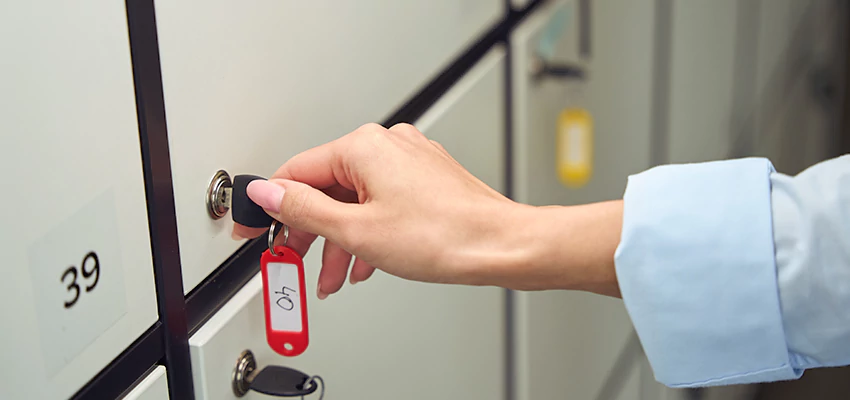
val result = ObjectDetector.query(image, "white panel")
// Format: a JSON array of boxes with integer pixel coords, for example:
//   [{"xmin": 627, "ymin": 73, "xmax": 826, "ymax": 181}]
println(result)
[
  {"xmin": 154, "ymin": 0, "xmax": 505, "ymax": 293},
  {"xmin": 123, "ymin": 366, "xmax": 170, "ymax": 400},
  {"xmin": 510, "ymin": 1, "xmax": 654, "ymax": 399},
  {"xmin": 666, "ymin": 1, "xmax": 738, "ymax": 163},
  {"xmin": 0, "ymin": 1, "xmax": 158, "ymax": 398},
  {"xmin": 191, "ymin": 270, "xmax": 504, "ymax": 400},
  {"xmin": 189, "ymin": 52, "xmax": 506, "ymax": 399},
  {"xmin": 416, "ymin": 46, "xmax": 507, "ymax": 193}
]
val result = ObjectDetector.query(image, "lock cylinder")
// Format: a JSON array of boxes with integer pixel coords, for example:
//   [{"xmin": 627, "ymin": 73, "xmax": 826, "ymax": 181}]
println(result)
[{"xmin": 206, "ymin": 171, "xmax": 275, "ymax": 227}]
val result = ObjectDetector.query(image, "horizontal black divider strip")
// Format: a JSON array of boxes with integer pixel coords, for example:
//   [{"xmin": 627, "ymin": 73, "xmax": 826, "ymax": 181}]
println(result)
[
  {"xmin": 71, "ymin": 323, "xmax": 164, "ymax": 400},
  {"xmin": 186, "ymin": 237, "xmax": 266, "ymax": 336}
]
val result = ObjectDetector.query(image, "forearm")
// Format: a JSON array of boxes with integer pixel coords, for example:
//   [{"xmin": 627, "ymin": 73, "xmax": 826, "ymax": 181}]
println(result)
[
  {"xmin": 477, "ymin": 200, "xmax": 623, "ymax": 296},
  {"xmin": 543, "ymin": 201, "xmax": 624, "ymax": 297}
]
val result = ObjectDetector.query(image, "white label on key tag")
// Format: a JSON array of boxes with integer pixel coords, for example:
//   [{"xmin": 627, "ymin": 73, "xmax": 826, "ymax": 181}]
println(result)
[{"xmin": 267, "ymin": 262, "xmax": 303, "ymax": 332}]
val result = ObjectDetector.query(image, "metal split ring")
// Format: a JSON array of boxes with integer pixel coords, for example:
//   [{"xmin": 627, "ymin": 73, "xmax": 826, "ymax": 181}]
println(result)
[
  {"xmin": 268, "ymin": 220, "xmax": 289, "ymax": 256},
  {"xmin": 303, "ymin": 375, "xmax": 324, "ymax": 400}
]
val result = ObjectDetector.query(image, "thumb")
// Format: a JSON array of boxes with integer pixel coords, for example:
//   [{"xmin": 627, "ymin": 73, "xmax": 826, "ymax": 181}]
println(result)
[{"xmin": 246, "ymin": 178, "xmax": 356, "ymax": 241}]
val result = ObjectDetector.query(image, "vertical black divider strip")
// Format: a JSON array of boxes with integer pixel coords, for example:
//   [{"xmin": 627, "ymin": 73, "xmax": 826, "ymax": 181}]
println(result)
[
  {"xmin": 503, "ymin": 36, "xmax": 517, "ymax": 400},
  {"xmin": 125, "ymin": 1, "xmax": 195, "ymax": 399},
  {"xmin": 503, "ymin": 3, "xmax": 516, "ymax": 400},
  {"xmin": 650, "ymin": 0, "xmax": 673, "ymax": 167},
  {"xmin": 841, "ymin": 0, "xmax": 850, "ymax": 154},
  {"xmin": 502, "ymin": 3, "xmax": 543, "ymax": 400}
]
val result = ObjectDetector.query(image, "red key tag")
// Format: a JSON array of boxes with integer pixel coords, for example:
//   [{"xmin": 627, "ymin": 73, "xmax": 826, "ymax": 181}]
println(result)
[{"xmin": 260, "ymin": 223, "xmax": 309, "ymax": 356}]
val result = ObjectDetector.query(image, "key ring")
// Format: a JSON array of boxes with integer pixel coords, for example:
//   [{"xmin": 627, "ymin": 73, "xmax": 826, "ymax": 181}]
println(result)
[
  {"xmin": 302, "ymin": 375, "xmax": 324, "ymax": 400},
  {"xmin": 268, "ymin": 220, "xmax": 289, "ymax": 256}
]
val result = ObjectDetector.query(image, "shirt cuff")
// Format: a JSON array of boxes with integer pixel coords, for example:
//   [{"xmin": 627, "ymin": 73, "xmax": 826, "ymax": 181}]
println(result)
[{"xmin": 614, "ymin": 158, "xmax": 801, "ymax": 387}]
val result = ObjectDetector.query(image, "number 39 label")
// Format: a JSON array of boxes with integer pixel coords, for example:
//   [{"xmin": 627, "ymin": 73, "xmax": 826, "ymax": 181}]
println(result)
[
  {"xmin": 28, "ymin": 191, "xmax": 127, "ymax": 376},
  {"xmin": 260, "ymin": 247, "xmax": 309, "ymax": 356}
]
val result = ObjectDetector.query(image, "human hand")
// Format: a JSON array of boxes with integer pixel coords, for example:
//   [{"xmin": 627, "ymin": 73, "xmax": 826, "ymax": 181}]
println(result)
[
  {"xmin": 233, "ymin": 123, "xmax": 623, "ymax": 299},
  {"xmin": 233, "ymin": 123, "xmax": 526, "ymax": 299}
]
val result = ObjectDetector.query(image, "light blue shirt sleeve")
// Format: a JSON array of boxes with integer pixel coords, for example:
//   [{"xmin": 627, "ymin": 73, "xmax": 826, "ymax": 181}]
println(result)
[{"xmin": 614, "ymin": 155, "xmax": 850, "ymax": 388}]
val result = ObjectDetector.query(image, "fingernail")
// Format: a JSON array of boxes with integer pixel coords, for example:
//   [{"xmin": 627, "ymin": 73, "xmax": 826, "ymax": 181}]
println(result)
[
  {"xmin": 231, "ymin": 231, "xmax": 245, "ymax": 240},
  {"xmin": 349, "ymin": 276, "xmax": 358, "ymax": 285},
  {"xmin": 317, "ymin": 282, "xmax": 328, "ymax": 300},
  {"xmin": 246, "ymin": 180, "xmax": 285, "ymax": 213}
]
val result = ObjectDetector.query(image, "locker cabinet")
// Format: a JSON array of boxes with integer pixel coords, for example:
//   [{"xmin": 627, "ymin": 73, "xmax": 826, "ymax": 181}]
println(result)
[
  {"xmin": 122, "ymin": 366, "xmax": 170, "ymax": 400},
  {"xmin": 152, "ymin": 0, "xmax": 505, "ymax": 293},
  {"xmin": 0, "ymin": 1, "xmax": 159, "ymax": 398},
  {"xmin": 665, "ymin": 0, "xmax": 843, "ymax": 172},
  {"xmin": 510, "ymin": 1, "xmax": 660, "ymax": 399},
  {"xmin": 187, "ymin": 48, "xmax": 507, "ymax": 400},
  {"xmin": 669, "ymin": 0, "xmax": 844, "ymax": 169}
]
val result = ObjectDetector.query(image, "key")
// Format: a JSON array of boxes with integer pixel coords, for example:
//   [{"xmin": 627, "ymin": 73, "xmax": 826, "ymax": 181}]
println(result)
[
  {"xmin": 232, "ymin": 350, "xmax": 323, "ymax": 398},
  {"xmin": 230, "ymin": 174, "xmax": 277, "ymax": 228},
  {"xmin": 250, "ymin": 365, "xmax": 319, "ymax": 397},
  {"xmin": 227, "ymin": 174, "xmax": 311, "ymax": 357}
]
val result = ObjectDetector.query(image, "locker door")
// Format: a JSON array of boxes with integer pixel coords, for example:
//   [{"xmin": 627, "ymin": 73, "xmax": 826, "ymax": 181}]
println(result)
[
  {"xmin": 510, "ymin": 1, "xmax": 654, "ymax": 399},
  {"xmin": 122, "ymin": 366, "xmax": 170, "ymax": 400},
  {"xmin": 153, "ymin": 0, "xmax": 506, "ymax": 293},
  {"xmin": 187, "ymin": 47, "xmax": 507, "ymax": 400},
  {"xmin": 0, "ymin": 1, "xmax": 159, "ymax": 398}
]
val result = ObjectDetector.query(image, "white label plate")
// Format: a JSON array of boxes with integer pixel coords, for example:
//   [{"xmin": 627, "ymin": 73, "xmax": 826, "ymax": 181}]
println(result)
[
  {"xmin": 266, "ymin": 262, "xmax": 302, "ymax": 332},
  {"xmin": 28, "ymin": 190, "xmax": 128, "ymax": 376}
]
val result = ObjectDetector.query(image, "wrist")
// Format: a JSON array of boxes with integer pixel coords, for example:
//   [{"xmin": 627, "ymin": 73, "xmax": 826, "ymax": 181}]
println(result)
[{"xmin": 479, "ymin": 201, "xmax": 623, "ymax": 296}]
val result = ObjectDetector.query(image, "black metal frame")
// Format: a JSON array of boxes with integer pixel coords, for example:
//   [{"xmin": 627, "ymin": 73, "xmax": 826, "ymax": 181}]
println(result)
[
  {"xmin": 125, "ymin": 0, "xmax": 196, "ymax": 397},
  {"xmin": 71, "ymin": 0, "xmax": 544, "ymax": 398},
  {"xmin": 73, "ymin": 0, "xmax": 195, "ymax": 398},
  {"xmin": 70, "ymin": 324, "xmax": 164, "ymax": 399}
]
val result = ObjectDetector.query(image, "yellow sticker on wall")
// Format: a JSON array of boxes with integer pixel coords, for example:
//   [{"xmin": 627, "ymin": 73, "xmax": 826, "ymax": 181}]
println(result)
[{"xmin": 556, "ymin": 108, "xmax": 593, "ymax": 188}]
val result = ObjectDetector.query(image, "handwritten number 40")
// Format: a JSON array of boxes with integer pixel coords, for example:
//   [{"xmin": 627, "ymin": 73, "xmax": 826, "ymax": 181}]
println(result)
[
  {"xmin": 275, "ymin": 286, "xmax": 296, "ymax": 311},
  {"xmin": 61, "ymin": 251, "xmax": 100, "ymax": 309}
]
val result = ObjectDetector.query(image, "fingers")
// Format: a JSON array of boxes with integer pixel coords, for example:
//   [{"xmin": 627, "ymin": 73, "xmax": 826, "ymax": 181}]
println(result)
[
  {"xmin": 232, "ymin": 224, "xmax": 266, "ymax": 240},
  {"xmin": 231, "ymin": 185, "xmax": 357, "ymax": 242},
  {"xmin": 350, "ymin": 257, "xmax": 376, "ymax": 284},
  {"xmin": 232, "ymin": 222, "xmax": 317, "ymax": 259},
  {"xmin": 275, "ymin": 228, "xmax": 318, "ymax": 259},
  {"xmin": 246, "ymin": 178, "xmax": 360, "ymax": 247},
  {"xmin": 323, "ymin": 184, "xmax": 360, "ymax": 204},
  {"xmin": 270, "ymin": 123, "xmax": 388, "ymax": 191},
  {"xmin": 388, "ymin": 122, "xmax": 424, "ymax": 139},
  {"xmin": 319, "ymin": 240, "xmax": 353, "ymax": 299},
  {"xmin": 270, "ymin": 140, "xmax": 353, "ymax": 190}
]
